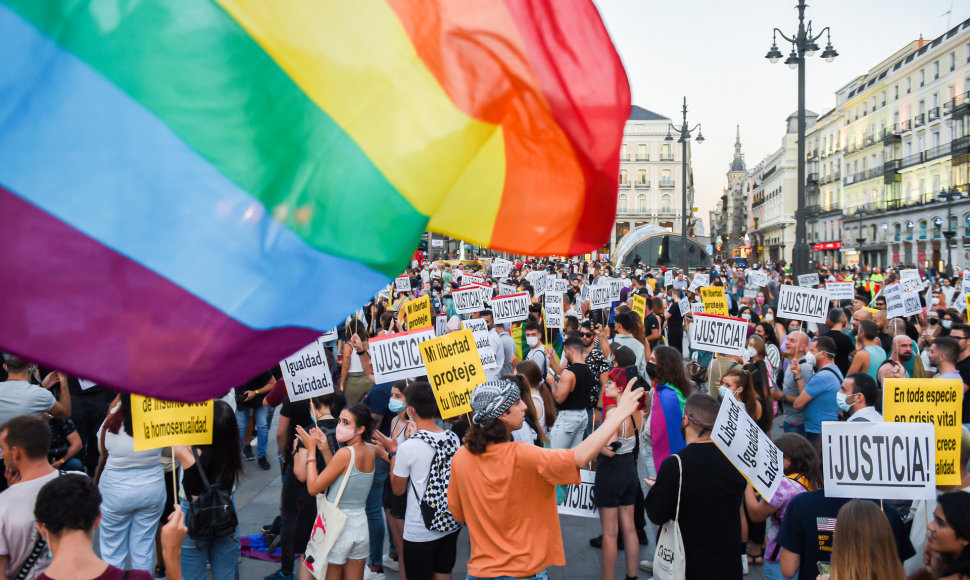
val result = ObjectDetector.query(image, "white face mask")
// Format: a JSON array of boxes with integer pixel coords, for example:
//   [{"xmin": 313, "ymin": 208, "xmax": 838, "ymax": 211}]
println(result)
[
  {"xmin": 803, "ymin": 351, "xmax": 817, "ymax": 367},
  {"xmin": 526, "ymin": 336, "xmax": 540, "ymax": 348},
  {"xmin": 745, "ymin": 346, "xmax": 758, "ymax": 360},
  {"xmin": 741, "ymin": 313, "xmax": 751, "ymax": 321},
  {"xmin": 764, "ymin": 313, "xmax": 774, "ymax": 322}
]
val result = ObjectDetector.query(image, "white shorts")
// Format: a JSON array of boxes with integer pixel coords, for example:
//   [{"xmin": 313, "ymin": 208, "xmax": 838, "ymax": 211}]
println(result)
[{"xmin": 328, "ymin": 508, "xmax": 369, "ymax": 564}]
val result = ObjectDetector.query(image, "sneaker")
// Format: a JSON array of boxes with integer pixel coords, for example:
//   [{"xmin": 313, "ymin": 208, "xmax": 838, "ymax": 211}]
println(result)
[
  {"xmin": 639, "ymin": 560, "xmax": 653, "ymax": 572},
  {"xmin": 250, "ymin": 436, "xmax": 258, "ymax": 448},
  {"xmin": 741, "ymin": 554, "xmax": 749, "ymax": 575},
  {"xmin": 263, "ymin": 572, "xmax": 293, "ymax": 580},
  {"xmin": 382, "ymin": 555, "xmax": 399, "ymax": 571},
  {"xmin": 363, "ymin": 568, "xmax": 385, "ymax": 580},
  {"xmin": 258, "ymin": 456, "xmax": 271, "ymax": 470},
  {"xmin": 244, "ymin": 445, "xmax": 255, "ymax": 461}
]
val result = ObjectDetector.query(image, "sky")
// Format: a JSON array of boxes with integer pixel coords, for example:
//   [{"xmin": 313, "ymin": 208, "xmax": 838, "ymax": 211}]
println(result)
[{"xmin": 592, "ymin": 0, "xmax": 970, "ymax": 222}]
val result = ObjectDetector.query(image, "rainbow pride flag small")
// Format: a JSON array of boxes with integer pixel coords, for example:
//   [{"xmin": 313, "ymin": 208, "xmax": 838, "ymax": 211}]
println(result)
[{"xmin": 0, "ymin": 0, "xmax": 630, "ymax": 401}]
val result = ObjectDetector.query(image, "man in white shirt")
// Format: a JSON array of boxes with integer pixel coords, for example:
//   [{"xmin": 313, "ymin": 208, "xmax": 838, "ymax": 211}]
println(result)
[
  {"xmin": 0, "ymin": 355, "xmax": 71, "ymax": 427},
  {"xmin": 839, "ymin": 372, "xmax": 883, "ymax": 422}
]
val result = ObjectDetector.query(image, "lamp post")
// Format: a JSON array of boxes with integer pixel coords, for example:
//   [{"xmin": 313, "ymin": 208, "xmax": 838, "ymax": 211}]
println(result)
[
  {"xmin": 765, "ymin": 2, "xmax": 837, "ymax": 278},
  {"xmin": 666, "ymin": 97, "xmax": 704, "ymax": 273},
  {"xmin": 940, "ymin": 186, "xmax": 960, "ymax": 277}
]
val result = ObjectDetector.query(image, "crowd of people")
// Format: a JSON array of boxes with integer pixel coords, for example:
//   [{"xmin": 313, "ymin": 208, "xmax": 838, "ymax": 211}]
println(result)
[{"xmin": 1, "ymin": 256, "xmax": 970, "ymax": 580}]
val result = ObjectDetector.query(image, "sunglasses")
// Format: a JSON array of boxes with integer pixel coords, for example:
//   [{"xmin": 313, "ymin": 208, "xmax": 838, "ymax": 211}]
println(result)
[{"xmin": 581, "ymin": 332, "xmax": 595, "ymax": 338}]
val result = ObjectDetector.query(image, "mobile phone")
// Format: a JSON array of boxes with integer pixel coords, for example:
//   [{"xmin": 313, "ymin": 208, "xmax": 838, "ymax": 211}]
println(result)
[{"xmin": 625, "ymin": 365, "xmax": 640, "ymax": 385}]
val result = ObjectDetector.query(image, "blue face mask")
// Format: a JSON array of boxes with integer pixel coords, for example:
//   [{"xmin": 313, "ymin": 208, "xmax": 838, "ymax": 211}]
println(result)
[{"xmin": 388, "ymin": 399, "xmax": 406, "ymax": 413}]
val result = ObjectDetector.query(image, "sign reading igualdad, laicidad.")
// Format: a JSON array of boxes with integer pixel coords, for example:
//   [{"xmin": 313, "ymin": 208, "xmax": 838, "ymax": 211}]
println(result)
[{"xmin": 280, "ymin": 340, "xmax": 335, "ymax": 402}]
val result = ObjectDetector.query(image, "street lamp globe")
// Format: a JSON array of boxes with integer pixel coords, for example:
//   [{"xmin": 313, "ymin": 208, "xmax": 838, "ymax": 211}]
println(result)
[
  {"xmin": 821, "ymin": 42, "xmax": 838, "ymax": 62},
  {"xmin": 765, "ymin": 43, "xmax": 783, "ymax": 63},
  {"xmin": 785, "ymin": 48, "xmax": 799, "ymax": 69}
]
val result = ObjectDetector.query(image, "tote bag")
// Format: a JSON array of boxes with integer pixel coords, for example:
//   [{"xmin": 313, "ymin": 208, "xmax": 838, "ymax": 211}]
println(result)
[
  {"xmin": 303, "ymin": 446, "xmax": 355, "ymax": 580},
  {"xmin": 652, "ymin": 454, "xmax": 686, "ymax": 580}
]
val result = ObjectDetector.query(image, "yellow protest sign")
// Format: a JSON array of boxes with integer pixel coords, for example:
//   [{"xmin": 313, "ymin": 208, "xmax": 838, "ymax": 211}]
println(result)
[
  {"xmin": 883, "ymin": 378, "xmax": 963, "ymax": 485},
  {"xmin": 130, "ymin": 395, "xmax": 213, "ymax": 452},
  {"xmin": 700, "ymin": 286, "xmax": 728, "ymax": 316},
  {"xmin": 631, "ymin": 294, "xmax": 647, "ymax": 320},
  {"xmin": 405, "ymin": 295, "xmax": 432, "ymax": 329},
  {"xmin": 419, "ymin": 328, "xmax": 484, "ymax": 419}
]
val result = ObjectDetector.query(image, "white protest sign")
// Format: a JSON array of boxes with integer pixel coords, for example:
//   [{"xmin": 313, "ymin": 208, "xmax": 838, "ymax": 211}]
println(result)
[
  {"xmin": 821, "ymin": 421, "xmax": 936, "ymax": 500},
  {"xmin": 883, "ymin": 282, "xmax": 905, "ymax": 319},
  {"xmin": 378, "ymin": 286, "xmax": 391, "ymax": 301},
  {"xmin": 394, "ymin": 275, "xmax": 411, "ymax": 293},
  {"xmin": 435, "ymin": 314, "xmax": 448, "ymax": 337},
  {"xmin": 690, "ymin": 302, "xmax": 705, "ymax": 315},
  {"xmin": 556, "ymin": 469, "xmax": 598, "ymax": 518},
  {"xmin": 606, "ymin": 277, "xmax": 623, "ymax": 301},
  {"xmin": 826, "ymin": 281, "xmax": 855, "ymax": 301},
  {"xmin": 369, "ymin": 328, "xmax": 436, "ymax": 383},
  {"xmin": 552, "ymin": 278, "xmax": 569, "ymax": 293},
  {"xmin": 797, "ymin": 273, "xmax": 820, "ymax": 287},
  {"xmin": 544, "ymin": 292, "xmax": 564, "ymax": 330},
  {"xmin": 461, "ymin": 319, "xmax": 498, "ymax": 370},
  {"xmin": 318, "ymin": 329, "xmax": 338, "ymax": 343},
  {"xmin": 900, "ymin": 269, "xmax": 923, "ymax": 294},
  {"xmin": 902, "ymin": 290, "xmax": 923, "ymax": 317},
  {"xmin": 956, "ymin": 292, "xmax": 967, "ymax": 314},
  {"xmin": 463, "ymin": 273, "xmax": 486, "ymax": 286},
  {"xmin": 431, "ymin": 238, "xmax": 444, "ymax": 248},
  {"xmin": 526, "ymin": 271, "xmax": 546, "ymax": 298},
  {"xmin": 689, "ymin": 313, "xmax": 748, "ymax": 357},
  {"xmin": 678, "ymin": 298, "xmax": 690, "ymax": 317},
  {"xmin": 777, "ymin": 284, "xmax": 829, "ymax": 324},
  {"xmin": 664, "ymin": 270, "xmax": 673, "ymax": 288},
  {"xmin": 491, "ymin": 259, "xmax": 513, "ymax": 279},
  {"xmin": 452, "ymin": 286, "xmax": 485, "ymax": 314},
  {"xmin": 280, "ymin": 341, "xmax": 335, "ymax": 402},
  {"xmin": 747, "ymin": 270, "xmax": 769, "ymax": 288},
  {"xmin": 589, "ymin": 284, "xmax": 613, "ymax": 310},
  {"xmin": 688, "ymin": 273, "xmax": 710, "ymax": 293},
  {"xmin": 743, "ymin": 288, "xmax": 760, "ymax": 299},
  {"xmin": 498, "ymin": 282, "xmax": 517, "ymax": 297},
  {"xmin": 712, "ymin": 395, "xmax": 784, "ymax": 502},
  {"xmin": 78, "ymin": 379, "xmax": 97, "ymax": 391},
  {"xmin": 471, "ymin": 283, "xmax": 493, "ymax": 305},
  {"xmin": 963, "ymin": 271, "xmax": 970, "ymax": 295},
  {"xmin": 490, "ymin": 292, "xmax": 530, "ymax": 325}
]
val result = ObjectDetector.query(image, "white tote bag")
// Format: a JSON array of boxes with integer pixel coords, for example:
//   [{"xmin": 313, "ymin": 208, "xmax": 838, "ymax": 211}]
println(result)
[
  {"xmin": 652, "ymin": 454, "xmax": 686, "ymax": 580},
  {"xmin": 303, "ymin": 446, "xmax": 355, "ymax": 580}
]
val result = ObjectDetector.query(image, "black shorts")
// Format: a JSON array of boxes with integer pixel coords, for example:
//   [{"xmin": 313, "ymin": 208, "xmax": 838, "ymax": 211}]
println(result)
[
  {"xmin": 382, "ymin": 477, "xmax": 406, "ymax": 519},
  {"xmin": 402, "ymin": 530, "xmax": 460, "ymax": 580},
  {"xmin": 594, "ymin": 453, "xmax": 638, "ymax": 508}
]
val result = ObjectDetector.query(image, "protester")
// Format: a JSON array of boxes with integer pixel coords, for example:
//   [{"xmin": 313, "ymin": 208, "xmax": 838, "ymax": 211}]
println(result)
[
  {"xmin": 546, "ymin": 337, "xmax": 595, "ymax": 451},
  {"xmin": 447, "ymin": 378, "xmax": 644, "ymax": 580},
  {"xmin": 792, "ymin": 336, "xmax": 843, "ymax": 448},
  {"xmin": 755, "ymin": 322, "xmax": 782, "ymax": 370},
  {"xmin": 839, "ymin": 372, "xmax": 882, "ymax": 422},
  {"xmin": 823, "ymin": 500, "xmax": 906, "ymax": 580},
  {"xmin": 648, "ymin": 345, "xmax": 692, "ymax": 469},
  {"xmin": 516, "ymin": 360, "xmax": 556, "ymax": 436},
  {"xmin": 931, "ymin": 337, "xmax": 965, "ymax": 383},
  {"xmin": 235, "ymin": 370, "xmax": 275, "ymax": 469},
  {"xmin": 34, "ymin": 474, "xmax": 155, "ymax": 580},
  {"xmin": 645, "ymin": 394, "xmax": 747, "ymax": 580},
  {"xmin": 0, "ymin": 355, "xmax": 71, "ymax": 428},
  {"xmin": 612, "ymin": 312, "xmax": 646, "ymax": 377},
  {"xmin": 0, "ymin": 415, "xmax": 59, "ymax": 580},
  {"xmin": 913, "ymin": 492, "xmax": 970, "ymax": 580},
  {"xmin": 778, "ymin": 331, "xmax": 813, "ymax": 435},
  {"xmin": 718, "ymin": 369, "xmax": 764, "ymax": 426},
  {"xmin": 341, "ymin": 320, "xmax": 375, "ymax": 404},
  {"xmin": 744, "ymin": 335, "xmax": 775, "ymax": 433},
  {"xmin": 820, "ymin": 308, "xmax": 855, "ymax": 375},
  {"xmin": 94, "ymin": 393, "xmax": 166, "ymax": 573}
]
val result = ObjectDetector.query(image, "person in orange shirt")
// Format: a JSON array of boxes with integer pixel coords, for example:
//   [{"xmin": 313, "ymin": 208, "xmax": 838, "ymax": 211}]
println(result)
[{"xmin": 447, "ymin": 378, "xmax": 645, "ymax": 580}]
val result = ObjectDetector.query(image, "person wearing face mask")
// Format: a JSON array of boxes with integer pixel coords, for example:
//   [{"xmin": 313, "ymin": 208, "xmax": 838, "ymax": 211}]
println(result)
[
  {"xmin": 791, "ymin": 336, "xmax": 844, "ymax": 449},
  {"xmin": 837, "ymin": 373, "xmax": 882, "ymax": 422}
]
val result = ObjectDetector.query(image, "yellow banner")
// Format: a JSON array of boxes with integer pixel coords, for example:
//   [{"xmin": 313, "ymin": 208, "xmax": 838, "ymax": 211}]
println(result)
[
  {"xmin": 700, "ymin": 286, "xmax": 728, "ymax": 316},
  {"xmin": 405, "ymin": 295, "xmax": 432, "ymax": 329},
  {"xmin": 419, "ymin": 328, "xmax": 485, "ymax": 419},
  {"xmin": 130, "ymin": 396, "xmax": 213, "ymax": 452},
  {"xmin": 883, "ymin": 378, "xmax": 963, "ymax": 485},
  {"xmin": 631, "ymin": 294, "xmax": 647, "ymax": 320}
]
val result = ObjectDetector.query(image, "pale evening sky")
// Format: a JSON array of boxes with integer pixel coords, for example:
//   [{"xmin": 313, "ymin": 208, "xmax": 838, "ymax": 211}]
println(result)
[{"xmin": 592, "ymin": 0, "xmax": 970, "ymax": 223}]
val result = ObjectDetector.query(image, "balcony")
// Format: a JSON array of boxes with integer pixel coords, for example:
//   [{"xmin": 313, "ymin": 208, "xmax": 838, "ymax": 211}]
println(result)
[
  {"xmin": 807, "ymin": 172, "xmax": 819, "ymax": 184},
  {"xmin": 806, "ymin": 150, "xmax": 819, "ymax": 161},
  {"xmin": 659, "ymin": 180, "xmax": 676, "ymax": 189},
  {"xmin": 882, "ymin": 124, "xmax": 902, "ymax": 143},
  {"xmin": 883, "ymin": 159, "xmax": 902, "ymax": 183},
  {"xmin": 913, "ymin": 113, "xmax": 926, "ymax": 128},
  {"xmin": 621, "ymin": 154, "xmax": 631, "ymax": 161},
  {"xmin": 926, "ymin": 143, "xmax": 949, "ymax": 163},
  {"xmin": 805, "ymin": 204, "xmax": 822, "ymax": 217},
  {"xmin": 952, "ymin": 135, "xmax": 970, "ymax": 157},
  {"xmin": 900, "ymin": 151, "xmax": 925, "ymax": 169},
  {"xmin": 635, "ymin": 156, "xmax": 650, "ymax": 161},
  {"xmin": 634, "ymin": 180, "xmax": 651, "ymax": 189},
  {"xmin": 659, "ymin": 155, "xmax": 675, "ymax": 162},
  {"xmin": 928, "ymin": 107, "xmax": 941, "ymax": 122},
  {"xmin": 943, "ymin": 90, "xmax": 970, "ymax": 117}
]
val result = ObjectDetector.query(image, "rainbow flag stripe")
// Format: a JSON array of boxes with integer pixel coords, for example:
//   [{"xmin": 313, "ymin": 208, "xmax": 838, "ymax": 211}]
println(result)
[{"xmin": 0, "ymin": 0, "xmax": 629, "ymax": 401}]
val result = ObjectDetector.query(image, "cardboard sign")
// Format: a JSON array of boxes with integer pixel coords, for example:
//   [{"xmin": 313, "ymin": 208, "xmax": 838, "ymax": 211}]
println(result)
[
  {"xmin": 631, "ymin": 294, "xmax": 647, "ymax": 320},
  {"xmin": 678, "ymin": 298, "xmax": 690, "ymax": 317},
  {"xmin": 962, "ymin": 271, "xmax": 970, "ymax": 295},
  {"xmin": 419, "ymin": 328, "xmax": 484, "ymax": 419},
  {"xmin": 526, "ymin": 271, "xmax": 546, "ymax": 298},
  {"xmin": 461, "ymin": 319, "xmax": 498, "ymax": 370},
  {"xmin": 743, "ymin": 287, "xmax": 760, "ymax": 299},
  {"xmin": 476, "ymin": 283, "xmax": 494, "ymax": 305},
  {"xmin": 281, "ymin": 341, "xmax": 335, "ymax": 402},
  {"xmin": 700, "ymin": 286, "xmax": 729, "ymax": 316},
  {"xmin": 606, "ymin": 278, "xmax": 623, "ymax": 301},
  {"xmin": 883, "ymin": 282, "xmax": 905, "ymax": 319},
  {"xmin": 664, "ymin": 270, "xmax": 673, "ymax": 288},
  {"xmin": 712, "ymin": 395, "xmax": 784, "ymax": 502},
  {"xmin": 498, "ymin": 282, "xmax": 517, "ymax": 297},
  {"xmin": 902, "ymin": 290, "xmax": 923, "ymax": 317},
  {"xmin": 797, "ymin": 273, "xmax": 820, "ymax": 287},
  {"xmin": 821, "ymin": 421, "xmax": 936, "ymax": 500},
  {"xmin": 491, "ymin": 259, "xmax": 513, "ymax": 279},
  {"xmin": 747, "ymin": 270, "xmax": 768, "ymax": 288},
  {"xmin": 463, "ymin": 273, "xmax": 486, "ymax": 286},
  {"xmin": 130, "ymin": 396, "xmax": 213, "ymax": 452},
  {"xmin": 689, "ymin": 313, "xmax": 747, "ymax": 357},
  {"xmin": 369, "ymin": 328, "xmax": 436, "ymax": 383},
  {"xmin": 589, "ymin": 284, "xmax": 613, "ymax": 310},
  {"xmin": 826, "ymin": 281, "xmax": 855, "ymax": 301},
  {"xmin": 394, "ymin": 275, "xmax": 412, "ymax": 293},
  {"xmin": 900, "ymin": 269, "xmax": 923, "ymax": 293},
  {"xmin": 378, "ymin": 286, "xmax": 391, "ymax": 301},
  {"xmin": 552, "ymin": 278, "xmax": 570, "ymax": 293},
  {"xmin": 556, "ymin": 469, "xmax": 598, "ymax": 518},
  {"xmin": 405, "ymin": 295, "xmax": 432, "ymax": 330},
  {"xmin": 777, "ymin": 284, "xmax": 829, "ymax": 324},
  {"xmin": 435, "ymin": 314, "xmax": 448, "ymax": 337},
  {"xmin": 884, "ymin": 378, "xmax": 963, "ymax": 485},
  {"xmin": 490, "ymin": 292, "xmax": 530, "ymax": 325},
  {"xmin": 687, "ymin": 273, "xmax": 709, "ymax": 293},
  {"xmin": 452, "ymin": 286, "xmax": 485, "ymax": 315},
  {"xmin": 690, "ymin": 302, "xmax": 705, "ymax": 316},
  {"xmin": 545, "ymin": 292, "xmax": 564, "ymax": 329}
]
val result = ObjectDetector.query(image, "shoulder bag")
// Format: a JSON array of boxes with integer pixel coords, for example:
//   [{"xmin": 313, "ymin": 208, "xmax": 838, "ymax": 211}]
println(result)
[
  {"xmin": 652, "ymin": 454, "xmax": 686, "ymax": 580},
  {"xmin": 302, "ymin": 445, "xmax": 355, "ymax": 580}
]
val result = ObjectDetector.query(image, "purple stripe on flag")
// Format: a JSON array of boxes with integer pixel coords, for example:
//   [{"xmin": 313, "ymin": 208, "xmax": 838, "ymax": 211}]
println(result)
[{"xmin": 0, "ymin": 184, "xmax": 319, "ymax": 401}]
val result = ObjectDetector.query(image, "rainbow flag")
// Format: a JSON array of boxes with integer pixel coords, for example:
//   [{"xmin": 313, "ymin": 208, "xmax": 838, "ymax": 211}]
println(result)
[{"xmin": 0, "ymin": 1, "xmax": 629, "ymax": 401}]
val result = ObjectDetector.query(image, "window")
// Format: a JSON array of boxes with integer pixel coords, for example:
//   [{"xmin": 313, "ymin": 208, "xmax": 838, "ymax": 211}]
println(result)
[
  {"xmin": 637, "ymin": 144, "xmax": 647, "ymax": 160},
  {"xmin": 932, "ymin": 93, "xmax": 939, "ymax": 109},
  {"xmin": 919, "ymin": 100, "xmax": 925, "ymax": 116},
  {"xmin": 919, "ymin": 220, "xmax": 928, "ymax": 239},
  {"xmin": 919, "ymin": 69, "xmax": 925, "ymax": 87},
  {"xmin": 894, "ymin": 223, "xmax": 901, "ymax": 241},
  {"xmin": 933, "ymin": 131, "xmax": 941, "ymax": 148},
  {"xmin": 934, "ymin": 60, "xmax": 940, "ymax": 80},
  {"xmin": 863, "ymin": 103, "xmax": 868, "ymax": 116},
  {"xmin": 907, "ymin": 223, "xmax": 914, "ymax": 240},
  {"xmin": 951, "ymin": 53, "xmax": 957, "ymax": 72},
  {"xmin": 620, "ymin": 144, "xmax": 628, "ymax": 160},
  {"xmin": 619, "ymin": 169, "xmax": 627, "ymax": 184},
  {"xmin": 907, "ymin": 78, "xmax": 912, "ymax": 94},
  {"xmin": 617, "ymin": 194, "xmax": 627, "ymax": 212},
  {"xmin": 661, "ymin": 143, "xmax": 672, "ymax": 160},
  {"xmin": 637, "ymin": 169, "xmax": 647, "ymax": 184},
  {"xmin": 661, "ymin": 169, "xmax": 673, "ymax": 186},
  {"xmin": 661, "ymin": 194, "xmax": 672, "ymax": 213},
  {"xmin": 871, "ymin": 97, "xmax": 876, "ymax": 112},
  {"xmin": 894, "ymin": 85, "xmax": 899, "ymax": 100},
  {"xmin": 950, "ymin": 215, "xmax": 958, "ymax": 233},
  {"xmin": 637, "ymin": 194, "xmax": 647, "ymax": 213},
  {"xmin": 965, "ymin": 214, "xmax": 970, "ymax": 236},
  {"xmin": 881, "ymin": 91, "xmax": 886, "ymax": 107}
]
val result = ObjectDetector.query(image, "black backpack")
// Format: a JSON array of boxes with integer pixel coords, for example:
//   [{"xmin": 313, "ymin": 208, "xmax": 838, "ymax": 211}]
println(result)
[{"xmin": 185, "ymin": 446, "xmax": 238, "ymax": 541}]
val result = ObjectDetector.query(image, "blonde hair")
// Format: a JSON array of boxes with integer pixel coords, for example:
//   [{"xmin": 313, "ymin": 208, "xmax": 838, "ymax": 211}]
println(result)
[{"xmin": 829, "ymin": 500, "xmax": 905, "ymax": 580}]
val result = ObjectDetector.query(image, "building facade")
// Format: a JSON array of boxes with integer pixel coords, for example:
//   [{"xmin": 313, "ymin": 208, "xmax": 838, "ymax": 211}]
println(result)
[
  {"xmin": 718, "ymin": 127, "xmax": 749, "ymax": 257},
  {"xmin": 805, "ymin": 107, "xmax": 846, "ymax": 266},
  {"xmin": 611, "ymin": 105, "xmax": 693, "ymax": 254}
]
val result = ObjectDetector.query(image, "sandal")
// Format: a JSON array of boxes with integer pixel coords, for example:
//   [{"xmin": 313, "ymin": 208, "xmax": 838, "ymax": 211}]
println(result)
[{"xmin": 746, "ymin": 548, "xmax": 765, "ymax": 565}]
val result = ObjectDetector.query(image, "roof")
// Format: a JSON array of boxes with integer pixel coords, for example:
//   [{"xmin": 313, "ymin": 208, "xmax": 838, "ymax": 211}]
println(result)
[
  {"xmin": 787, "ymin": 109, "xmax": 818, "ymax": 120},
  {"xmin": 629, "ymin": 105, "xmax": 669, "ymax": 121}
]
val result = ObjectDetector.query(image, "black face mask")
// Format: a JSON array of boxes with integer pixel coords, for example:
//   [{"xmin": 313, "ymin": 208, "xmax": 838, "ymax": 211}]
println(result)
[{"xmin": 646, "ymin": 361, "xmax": 657, "ymax": 377}]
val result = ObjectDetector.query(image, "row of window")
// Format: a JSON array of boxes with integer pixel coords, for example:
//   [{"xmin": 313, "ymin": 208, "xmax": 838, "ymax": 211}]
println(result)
[
  {"xmin": 619, "ymin": 142, "xmax": 674, "ymax": 161},
  {"xmin": 617, "ymin": 193, "xmax": 673, "ymax": 213},
  {"xmin": 619, "ymin": 168, "xmax": 674, "ymax": 185}
]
